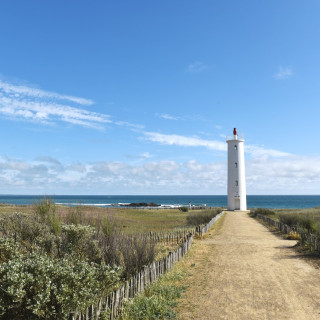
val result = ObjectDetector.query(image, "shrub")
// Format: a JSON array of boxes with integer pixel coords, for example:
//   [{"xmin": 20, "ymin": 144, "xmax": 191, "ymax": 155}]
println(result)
[
  {"xmin": 60, "ymin": 224, "xmax": 101, "ymax": 262},
  {"xmin": 0, "ymin": 253, "xmax": 121, "ymax": 320},
  {"xmin": 118, "ymin": 235, "xmax": 157, "ymax": 278},
  {"xmin": 0, "ymin": 213, "xmax": 59, "ymax": 256},
  {"xmin": 287, "ymin": 231, "xmax": 301, "ymax": 240},
  {"xmin": 0, "ymin": 237, "xmax": 20, "ymax": 264},
  {"xmin": 179, "ymin": 207, "xmax": 189, "ymax": 212},
  {"xmin": 186, "ymin": 208, "xmax": 222, "ymax": 226},
  {"xmin": 279, "ymin": 213, "xmax": 318, "ymax": 233},
  {"xmin": 100, "ymin": 215, "xmax": 117, "ymax": 237},
  {"xmin": 34, "ymin": 199, "xmax": 61, "ymax": 236},
  {"xmin": 279, "ymin": 213, "xmax": 299, "ymax": 227},
  {"xmin": 250, "ymin": 208, "xmax": 275, "ymax": 217},
  {"xmin": 65, "ymin": 205, "xmax": 84, "ymax": 225},
  {"xmin": 97, "ymin": 218, "xmax": 157, "ymax": 278}
]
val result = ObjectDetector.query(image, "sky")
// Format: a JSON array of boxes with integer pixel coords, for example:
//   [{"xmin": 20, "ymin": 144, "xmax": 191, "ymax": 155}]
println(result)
[{"xmin": 0, "ymin": 0, "xmax": 319, "ymax": 195}]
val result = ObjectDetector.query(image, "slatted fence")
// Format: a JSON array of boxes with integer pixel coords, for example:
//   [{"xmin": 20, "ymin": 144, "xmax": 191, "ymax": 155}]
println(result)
[{"xmin": 257, "ymin": 214, "xmax": 320, "ymax": 253}]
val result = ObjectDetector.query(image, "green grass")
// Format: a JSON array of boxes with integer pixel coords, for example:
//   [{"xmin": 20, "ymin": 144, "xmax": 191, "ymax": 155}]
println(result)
[{"xmin": 118, "ymin": 265, "xmax": 187, "ymax": 320}]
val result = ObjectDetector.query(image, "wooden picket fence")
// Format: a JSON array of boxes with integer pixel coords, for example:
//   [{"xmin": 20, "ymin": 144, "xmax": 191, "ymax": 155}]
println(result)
[
  {"xmin": 257, "ymin": 214, "xmax": 320, "ymax": 253},
  {"xmin": 68, "ymin": 211, "xmax": 225, "ymax": 320},
  {"xmin": 196, "ymin": 211, "xmax": 225, "ymax": 236},
  {"xmin": 257, "ymin": 214, "xmax": 293, "ymax": 234},
  {"xmin": 146, "ymin": 228, "xmax": 196, "ymax": 244}
]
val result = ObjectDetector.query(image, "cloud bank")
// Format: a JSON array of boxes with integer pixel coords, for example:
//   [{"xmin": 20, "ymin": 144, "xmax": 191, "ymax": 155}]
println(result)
[{"xmin": 0, "ymin": 154, "xmax": 319, "ymax": 195}]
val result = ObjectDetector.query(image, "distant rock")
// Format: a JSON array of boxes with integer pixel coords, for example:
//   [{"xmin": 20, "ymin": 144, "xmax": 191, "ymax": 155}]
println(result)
[{"xmin": 122, "ymin": 202, "xmax": 160, "ymax": 207}]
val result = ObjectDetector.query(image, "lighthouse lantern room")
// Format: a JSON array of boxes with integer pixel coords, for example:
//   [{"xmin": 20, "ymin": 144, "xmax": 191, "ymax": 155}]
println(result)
[{"xmin": 227, "ymin": 128, "xmax": 247, "ymax": 211}]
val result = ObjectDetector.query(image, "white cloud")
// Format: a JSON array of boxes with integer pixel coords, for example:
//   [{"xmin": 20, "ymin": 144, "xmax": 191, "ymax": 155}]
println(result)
[
  {"xmin": 157, "ymin": 113, "xmax": 179, "ymax": 120},
  {"xmin": 143, "ymin": 132, "xmax": 227, "ymax": 151},
  {"xmin": 186, "ymin": 61, "xmax": 210, "ymax": 73},
  {"xmin": 246, "ymin": 155, "xmax": 320, "ymax": 194},
  {"xmin": 115, "ymin": 121, "xmax": 145, "ymax": 130},
  {"xmin": 245, "ymin": 145, "xmax": 291, "ymax": 158},
  {"xmin": 0, "ymin": 154, "xmax": 319, "ymax": 194},
  {"xmin": 35, "ymin": 156, "xmax": 62, "ymax": 166},
  {"xmin": 0, "ymin": 80, "xmax": 110, "ymax": 129},
  {"xmin": 273, "ymin": 66, "xmax": 293, "ymax": 80},
  {"xmin": 143, "ymin": 131, "xmax": 291, "ymax": 159},
  {"xmin": 141, "ymin": 152, "xmax": 153, "ymax": 159},
  {"xmin": 0, "ymin": 80, "xmax": 93, "ymax": 105}
]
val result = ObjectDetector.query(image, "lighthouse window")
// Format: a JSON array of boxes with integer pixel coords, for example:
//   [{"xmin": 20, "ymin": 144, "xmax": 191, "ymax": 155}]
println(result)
[
  {"xmin": 235, "ymin": 180, "xmax": 238, "ymax": 186},
  {"xmin": 235, "ymin": 162, "xmax": 238, "ymax": 168},
  {"xmin": 234, "ymin": 145, "xmax": 237, "ymax": 150}
]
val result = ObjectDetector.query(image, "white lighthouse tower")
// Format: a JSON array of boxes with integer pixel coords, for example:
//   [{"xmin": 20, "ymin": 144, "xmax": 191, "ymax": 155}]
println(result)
[{"xmin": 227, "ymin": 128, "xmax": 247, "ymax": 211}]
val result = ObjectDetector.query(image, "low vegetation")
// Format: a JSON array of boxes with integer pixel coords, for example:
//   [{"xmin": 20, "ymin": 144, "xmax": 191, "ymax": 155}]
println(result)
[
  {"xmin": 0, "ymin": 200, "xmax": 223, "ymax": 319},
  {"xmin": 0, "ymin": 200, "xmax": 157, "ymax": 319},
  {"xmin": 252, "ymin": 206, "xmax": 320, "ymax": 253},
  {"xmin": 119, "ymin": 265, "xmax": 187, "ymax": 320},
  {"xmin": 249, "ymin": 208, "xmax": 276, "ymax": 218},
  {"xmin": 186, "ymin": 208, "xmax": 222, "ymax": 225},
  {"xmin": 251, "ymin": 206, "xmax": 320, "ymax": 234}
]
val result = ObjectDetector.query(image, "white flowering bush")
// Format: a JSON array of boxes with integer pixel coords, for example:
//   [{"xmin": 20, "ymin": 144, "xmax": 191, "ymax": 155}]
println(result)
[
  {"xmin": 0, "ymin": 237, "xmax": 20, "ymax": 263},
  {"xmin": 0, "ymin": 252, "xmax": 121, "ymax": 320}
]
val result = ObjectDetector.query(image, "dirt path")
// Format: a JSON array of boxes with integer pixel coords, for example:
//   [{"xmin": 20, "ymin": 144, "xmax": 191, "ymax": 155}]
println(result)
[{"xmin": 176, "ymin": 211, "xmax": 320, "ymax": 320}]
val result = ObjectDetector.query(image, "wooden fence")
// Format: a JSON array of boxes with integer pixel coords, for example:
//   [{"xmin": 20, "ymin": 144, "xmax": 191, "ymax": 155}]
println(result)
[
  {"xmin": 257, "ymin": 214, "xmax": 293, "ymax": 234},
  {"xmin": 69, "ymin": 211, "xmax": 225, "ymax": 320},
  {"xmin": 196, "ymin": 211, "xmax": 225, "ymax": 236},
  {"xmin": 146, "ymin": 228, "xmax": 196, "ymax": 244},
  {"xmin": 257, "ymin": 214, "xmax": 320, "ymax": 253}
]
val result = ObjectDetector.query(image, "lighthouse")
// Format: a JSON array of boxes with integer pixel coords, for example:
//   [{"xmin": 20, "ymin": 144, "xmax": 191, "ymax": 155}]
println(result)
[{"xmin": 227, "ymin": 128, "xmax": 247, "ymax": 211}]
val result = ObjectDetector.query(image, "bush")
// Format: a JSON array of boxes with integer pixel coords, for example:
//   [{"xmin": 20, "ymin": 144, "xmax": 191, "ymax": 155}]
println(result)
[
  {"xmin": 0, "ymin": 253, "xmax": 121, "ymax": 320},
  {"xmin": 65, "ymin": 205, "xmax": 85, "ymax": 225},
  {"xmin": 119, "ymin": 235, "xmax": 157, "ymax": 278},
  {"xmin": 60, "ymin": 224, "xmax": 101, "ymax": 262},
  {"xmin": 186, "ymin": 208, "xmax": 222, "ymax": 226},
  {"xmin": 287, "ymin": 231, "xmax": 301, "ymax": 240},
  {"xmin": 0, "ymin": 213, "xmax": 59, "ymax": 256},
  {"xmin": 179, "ymin": 207, "xmax": 188, "ymax": 212},
  {"xmin": 0, "ymin": 237, "xmax": 20, "ymax": 264},
  {"xmin": 250, "ymin": 208, "xmax": 275, "ymax": 217},
  {"xmin": 34, "ymin": 199, "xmax": 61, "ymax": 235},
  {"xmin": 279, "ymin": 213, "xmax": 318, "ymax": 233}
]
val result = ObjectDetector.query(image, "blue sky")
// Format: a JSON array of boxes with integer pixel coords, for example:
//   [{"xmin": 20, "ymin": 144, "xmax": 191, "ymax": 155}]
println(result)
[{"xmin": 0, "ymin": 0, "xmax": 319, "ymax": 195}]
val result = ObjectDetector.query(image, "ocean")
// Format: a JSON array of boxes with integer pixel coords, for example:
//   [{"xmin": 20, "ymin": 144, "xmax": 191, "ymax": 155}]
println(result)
[{"xmin": 0, "ymin": 195, "xmax": 319, "ymax": 209}]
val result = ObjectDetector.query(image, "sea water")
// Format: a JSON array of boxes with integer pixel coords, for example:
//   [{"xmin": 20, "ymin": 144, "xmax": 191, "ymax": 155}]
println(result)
[{"xmin": 0, "ymin": 194, "xmax": 319, "ymax": 209}]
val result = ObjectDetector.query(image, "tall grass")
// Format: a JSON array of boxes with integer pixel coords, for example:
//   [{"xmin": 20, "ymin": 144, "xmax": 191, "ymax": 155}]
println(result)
[
  {"xmin": 186, "ymin": 208, "xmax": 222, "ymax": 225},
  {"xmin": 249, "ymin": 208, "xmax": 275, "ymax": 218},
  {"xmin": 279, "ymin": 212, "xmax": 319, "ymax": 233}
]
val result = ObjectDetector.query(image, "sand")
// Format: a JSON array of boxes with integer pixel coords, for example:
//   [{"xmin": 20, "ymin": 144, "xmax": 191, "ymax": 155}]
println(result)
[{"xmin": 176, "ymin": 211, "xmax": 320, "ymax": 320}]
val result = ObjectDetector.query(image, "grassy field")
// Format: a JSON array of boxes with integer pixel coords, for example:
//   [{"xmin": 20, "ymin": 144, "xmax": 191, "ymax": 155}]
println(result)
[{"xmin": 0, "ymin": 204, "xmax": 190, "ymax": 233}]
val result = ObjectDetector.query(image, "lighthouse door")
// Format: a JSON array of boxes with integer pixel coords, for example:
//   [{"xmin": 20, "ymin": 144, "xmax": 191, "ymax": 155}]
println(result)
[{"xmin": 234, "ymin": 198, "xmax": 240, "ymax": 210}]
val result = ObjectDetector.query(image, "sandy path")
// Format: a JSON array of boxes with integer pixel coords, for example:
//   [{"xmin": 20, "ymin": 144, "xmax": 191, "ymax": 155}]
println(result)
[{"xmin": 177, "ymin": 211, "xmax": 320, "ymax": 320}]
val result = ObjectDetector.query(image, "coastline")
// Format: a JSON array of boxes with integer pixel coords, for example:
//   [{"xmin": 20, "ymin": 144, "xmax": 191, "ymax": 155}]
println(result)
[{"xmin": 0, "ymin": 194, "xmax": 319, "ymax": 209}]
